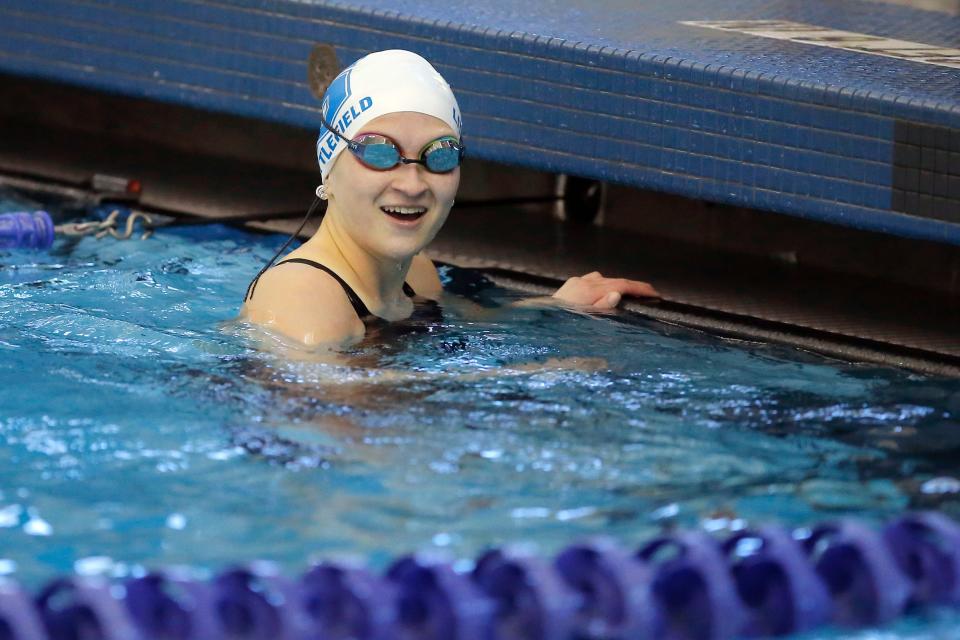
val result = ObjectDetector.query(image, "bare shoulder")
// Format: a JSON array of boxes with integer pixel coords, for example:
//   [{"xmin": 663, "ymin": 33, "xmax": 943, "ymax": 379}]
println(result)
[
  {"xmin": 406, "ymin": 253, "xmax": 443, "ymax": 298},
  {"xmin": 241, "ymin": 261, "xmax": 364, "ymax": 346}
]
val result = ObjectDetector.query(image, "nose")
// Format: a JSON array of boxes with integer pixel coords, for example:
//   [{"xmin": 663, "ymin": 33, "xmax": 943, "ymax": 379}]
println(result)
[{"xmin": 389, "ymin": 162, "xmax": 429, "ymax": 199}]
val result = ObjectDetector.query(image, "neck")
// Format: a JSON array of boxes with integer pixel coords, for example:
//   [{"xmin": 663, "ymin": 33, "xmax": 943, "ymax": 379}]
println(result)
[{"xmin": 305, "ymin": 207, "xmax": 411, "ymax": 308}]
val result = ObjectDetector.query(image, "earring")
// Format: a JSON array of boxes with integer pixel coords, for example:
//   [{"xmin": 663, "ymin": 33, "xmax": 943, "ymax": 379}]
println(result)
[{"xmin": 316, "ymin": 184, "xmax": 328, "ymax": 200}]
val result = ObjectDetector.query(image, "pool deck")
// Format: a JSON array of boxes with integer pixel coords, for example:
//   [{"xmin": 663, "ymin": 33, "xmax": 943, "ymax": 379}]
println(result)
[{"xmin": 1, "ymin": 0, "xmax": 959, "ymax": 245}]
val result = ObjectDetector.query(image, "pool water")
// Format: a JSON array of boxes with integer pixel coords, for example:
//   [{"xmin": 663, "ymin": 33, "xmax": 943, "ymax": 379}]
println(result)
[{"xmin": 2, "ymin": 194, "xmax": 960, "ymax": 638}]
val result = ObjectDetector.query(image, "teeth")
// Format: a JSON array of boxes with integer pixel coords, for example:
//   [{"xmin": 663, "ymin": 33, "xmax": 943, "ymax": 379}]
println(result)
[{"xmin": 382, "ymin": 206, "xmax": 427, "ymax": 215}]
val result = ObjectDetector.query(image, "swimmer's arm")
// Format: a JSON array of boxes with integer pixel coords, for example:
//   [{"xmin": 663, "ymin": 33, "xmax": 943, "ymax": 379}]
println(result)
[
  {"xmin": 241, "ymin": 265, "xmax": 364, "ymax": 348},
  {"xmin": 417, "ymin": 254, "xmax": 658, "ymax": 315},
  {"xmin": 290, "ymin": 356, "xmax": 612, "ymax": 391},
  {"xmin": 410, "ymin": 253, "xmax": 507, "ymax": 320},
  {"xmin": 405, "ymin": 253, "xmax": 444, "ymax": 298}
]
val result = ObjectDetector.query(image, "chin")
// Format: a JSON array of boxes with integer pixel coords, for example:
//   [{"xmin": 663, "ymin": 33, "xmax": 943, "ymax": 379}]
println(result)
[
  {"xmin": 375, "ymin": 218, "xmax": 447, "ymax": 260},
  {"xmin": 371, "ymin": 236, "xmax": 428, "ymax": 262}
]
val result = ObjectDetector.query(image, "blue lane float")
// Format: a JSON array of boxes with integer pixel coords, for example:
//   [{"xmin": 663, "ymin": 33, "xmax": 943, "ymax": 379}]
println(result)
[
  {"xmin": 722, "ymin": 525, "xmax": 831, "ymax": 636},
  {"xmin": 0, "ymin": 211, "xmax": 55, "ymax": 251},
  {"xmin": 0, "ymin": 206, "xmax": 160, "ymax": 250},
  {"xmin": 3, "ymin": 512, "xmax": 960, "ymax": 639}
]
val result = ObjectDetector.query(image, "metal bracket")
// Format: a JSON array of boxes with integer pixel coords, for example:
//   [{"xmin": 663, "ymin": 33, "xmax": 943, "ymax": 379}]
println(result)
[{"xmin": 554, "ymin": 174, "xmax": 606, "ymax": 225}]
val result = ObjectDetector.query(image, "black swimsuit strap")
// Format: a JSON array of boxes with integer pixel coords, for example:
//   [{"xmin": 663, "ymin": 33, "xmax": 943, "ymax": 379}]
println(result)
[
  {"xmin": 276, "ymin": 258, "xmax": 372, "ymax": 318},
  {"xmin": 249, "ymin": 258, "xmax": 417, "ymax": 321}
]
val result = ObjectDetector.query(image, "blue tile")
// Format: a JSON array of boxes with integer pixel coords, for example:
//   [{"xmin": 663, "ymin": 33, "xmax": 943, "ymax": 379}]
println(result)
[{"xmin": 5, "ymin": 0, "xmax": 960, "ymax": 244}]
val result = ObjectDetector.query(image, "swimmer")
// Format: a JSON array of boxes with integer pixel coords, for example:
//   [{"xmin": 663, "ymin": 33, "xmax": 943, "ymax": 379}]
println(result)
[{"xmin": 242, "ymin": 50, "xmax": 658, "ymax": 347}]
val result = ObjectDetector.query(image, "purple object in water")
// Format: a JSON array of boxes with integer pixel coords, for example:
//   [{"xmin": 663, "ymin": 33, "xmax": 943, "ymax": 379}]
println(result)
[
  {"xmin": 804, "ymin": 520, "xmax": 912, "ymax": 627},
  {"xmin": 124, "ymin": 571, "xmax": 223, "ymax": 640},
  {"xmin": 0, "ymin": 580, "xmax": 48, "ymax": 640},
  {"xmin": 474, "ymin": 547, "xmax": 579, "ymax": 640},
  {"xmin": 554, "ymin": 538, "xmax": 658, "ymax": 639},
  {"xmin": 208, "ymin": 566, "xmax": 300, "ymax": 640},
  {"xmin": 883, "ymin": 511, "xmax": 960, "ymax": 607},
  {"xmin": 35, "ymin": 577, "xmax": 141, "ymax": 640},
  {"xmin": 723, "ymin": 526, "xmax": 832, "ymax": 637},
  {"xmin": 299, "ymin": 562, "xmax": 396, "ymax": 640},
  {"xmin": 637, "ymin": 532, "xmax": 748, "ymax": 640},
  {"xmin": 386, "ymin": 555, "xmax": 494, "ymax": 640},
  {"xmin": 1, "ymin": 513, "xmax": 959, "ymax": 639},
  {"xmin": 0, "ymin": 211, "xmax": 55, "ymax": 250}
]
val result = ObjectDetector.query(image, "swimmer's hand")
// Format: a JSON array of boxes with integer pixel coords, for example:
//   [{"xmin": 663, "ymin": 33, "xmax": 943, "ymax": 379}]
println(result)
[{"xmin": 552, "ymin": 272, "xmax": 659, "ymax": 309}]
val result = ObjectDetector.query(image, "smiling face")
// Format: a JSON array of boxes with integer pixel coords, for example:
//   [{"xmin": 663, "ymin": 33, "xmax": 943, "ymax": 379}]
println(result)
[{"xmin": 323, "ymin": 111, "xmax": 460, "ymax": 262}]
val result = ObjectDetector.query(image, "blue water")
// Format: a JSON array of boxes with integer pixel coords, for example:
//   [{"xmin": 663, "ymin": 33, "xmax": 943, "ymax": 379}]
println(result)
[{"xmin": 2, "ymin": 195, "xmax": 960, "ymax": 638}]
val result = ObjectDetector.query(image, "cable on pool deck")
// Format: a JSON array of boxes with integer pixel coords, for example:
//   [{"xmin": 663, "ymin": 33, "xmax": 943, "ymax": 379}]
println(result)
[{"xmin": 2, "ymin": 512, "xmax": 959, "ymax": 639}]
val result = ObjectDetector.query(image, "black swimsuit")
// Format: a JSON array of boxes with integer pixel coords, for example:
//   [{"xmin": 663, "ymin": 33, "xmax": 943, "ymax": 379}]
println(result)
[{"xmin": 246, "ymin": 258, "xmax": 439, "ymax": 325}]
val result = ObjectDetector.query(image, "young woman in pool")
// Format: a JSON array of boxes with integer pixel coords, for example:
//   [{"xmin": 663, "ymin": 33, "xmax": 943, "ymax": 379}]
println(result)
[{"xmin": 242, "ymin": 50, "xmax": 658, "ymax": 347}]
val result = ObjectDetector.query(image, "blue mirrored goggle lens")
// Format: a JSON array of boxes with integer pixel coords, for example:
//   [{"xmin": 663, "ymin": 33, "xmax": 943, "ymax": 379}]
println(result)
[
  {"xmin": 350, "ymin": 135, "xmax": 463, "ymax": 172},
  {"xmin": 424, "ymin": 145, "xmax": 462, "ymax": 173},
  {"xmin": 356, "ymin": 141, "xmax": 400, "ymax": 169}
]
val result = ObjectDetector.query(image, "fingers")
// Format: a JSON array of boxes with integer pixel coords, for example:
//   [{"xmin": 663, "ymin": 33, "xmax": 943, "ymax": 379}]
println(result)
[
  {"xmin": 610, "ymin": 278, "xmax": 658, "ymax": 299},
  {"xmin": 619, "ymin": 279, "xmax": 660, "ymax": 299},
  {"xmin": 579, "ymin": 273, "xmax": 659, "ymax": 299},
  {"xmin": 592, "ymin": 290, "xmax": 621, "ymax": 309},
  {"xmin": 555, "ymin": 272, "xmax": 660, "ymax": 308},
  {"xmin": 596, "ymin": 279, "xmax": 660, "ymax": 300}
]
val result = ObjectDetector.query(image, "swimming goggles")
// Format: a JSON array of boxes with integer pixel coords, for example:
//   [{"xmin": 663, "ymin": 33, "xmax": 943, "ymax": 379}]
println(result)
[{"xmin": 321, "ymin": 117, "xmax": 464, "ymax": 173}]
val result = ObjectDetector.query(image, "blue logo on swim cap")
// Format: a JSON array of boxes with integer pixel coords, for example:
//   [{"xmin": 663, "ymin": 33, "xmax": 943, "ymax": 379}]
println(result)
[
  {"xmin": 322, "ymin": 68, "xmax": 353, "ymax": 123},
  {"xmin": 452, "ymin": 106, "xmax": 462, "ymax": 133},
  {"xmin": 318, "ymin": 67, "xmax": 354, "ymax": 166}
]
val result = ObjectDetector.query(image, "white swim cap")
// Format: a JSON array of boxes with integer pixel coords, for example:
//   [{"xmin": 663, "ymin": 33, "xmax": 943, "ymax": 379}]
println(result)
[{"xmin": 316, "ymin": 50, "xmax": 463, "ymax": 181}]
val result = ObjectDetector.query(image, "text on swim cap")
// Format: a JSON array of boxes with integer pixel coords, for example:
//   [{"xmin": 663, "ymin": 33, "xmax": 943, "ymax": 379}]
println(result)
[
  {"xmin": 335, "ymin": 96, "xmax": 373, "ymax": 132},
  {"xmin": 317, "ymin": 96, "xmax": 374, "ymax": 164}
]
